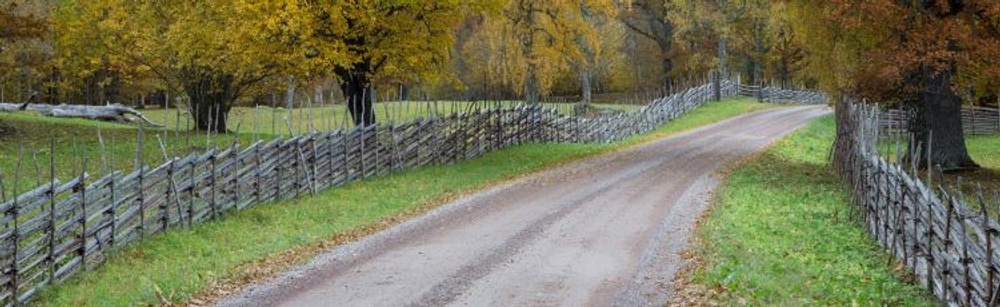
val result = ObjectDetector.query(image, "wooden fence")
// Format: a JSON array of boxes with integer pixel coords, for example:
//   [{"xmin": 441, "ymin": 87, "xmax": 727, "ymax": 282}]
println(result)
[
  {"xmin": 834, "ymin": 100, "xmax": 1000, "ymax": 307},
  {"xmin": 879, "ymin": 107, "xmax": 1000, "ymax": 136},
  {"xmin": 737, "ymin": 84, "xmax": 828, "ymax": 105},
  {"xmin": 0, "ymin": 80, "xmax": 761, "ymax": 305}
]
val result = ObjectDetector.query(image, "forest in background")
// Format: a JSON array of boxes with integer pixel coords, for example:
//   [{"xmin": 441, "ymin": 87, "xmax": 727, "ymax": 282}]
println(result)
[
  {"xmin": 0, "ymin": 1, "xmax": 806, "ymax": 114},
  {"xmin": 3, "ymin": 0, "xmax": 1000, "ymax": 169}
]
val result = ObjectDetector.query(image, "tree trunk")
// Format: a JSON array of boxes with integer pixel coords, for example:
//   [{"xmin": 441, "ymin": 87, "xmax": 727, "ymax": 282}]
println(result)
[
  {"xmin": 718, "ymin": 36, "xmax": 728, "ymax": 78},
  {"xmin": 580, "ymin": 70, "xmax": 592, "ymax": 104},
  {"xmin": 183, "ymin": 73, "xmax": 235, "ymax": 132},
  {"xmin": 654, "ymin": 38, "xmax": 674, "ymax": 89},
  {"xmin": 338, "ymin": 73, "xmax": 375, "ymax": 127},
  {"xmin": 520, "ymin": 4, "xmax": 540, "ymax": 105},
  {"xmin": 286, "ymin": 75, "xmax": 295, "ymax": 109},
  {"xmin": 909, "ymin": 64, "xmax": 978, "ymax": 171},
  {"xmin": 400, "ymin": 84, "xmax": 410, "ymax": 101},
  {"xmin": 315, "ymin": 85, "xmax": 324, "ymax": 104}
]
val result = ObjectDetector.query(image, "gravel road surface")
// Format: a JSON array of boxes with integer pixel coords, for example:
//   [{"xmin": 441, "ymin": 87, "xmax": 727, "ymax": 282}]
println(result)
[{"xmin": 218, "ymin": 105, "xmax": 830, "ymax": 307}]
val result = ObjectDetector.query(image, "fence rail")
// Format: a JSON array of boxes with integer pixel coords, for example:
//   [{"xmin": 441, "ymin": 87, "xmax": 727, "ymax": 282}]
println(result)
[
  {"xmin": 879, "ymin": 107, "xmax": 1000, "ymax": 136},
  {"xmin": 834, "ymin": 100, "xmax": 1000, "ymax": 307}
]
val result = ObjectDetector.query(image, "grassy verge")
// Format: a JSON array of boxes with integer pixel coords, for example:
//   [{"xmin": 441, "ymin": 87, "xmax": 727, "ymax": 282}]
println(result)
[
  {"xmin": 34, "ymin": 98, "xmax": 771, "ymax": 306},
  {"xmin": 680, "ymin": 116, "xmax": 934, "ymax": 305}
]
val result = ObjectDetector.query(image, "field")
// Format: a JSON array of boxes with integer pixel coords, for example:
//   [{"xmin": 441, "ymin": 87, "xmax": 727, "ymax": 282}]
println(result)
[
  {"xmin": 677, "ymin": 116, "xmax": 934, "ymax": 305},
  {"xmin": 32, "ymin": 98, "xmax": 771, "ymax": 305},
  {"xmin": 140, "ymin": 101, "xmax": 643, "ymax": 134}
]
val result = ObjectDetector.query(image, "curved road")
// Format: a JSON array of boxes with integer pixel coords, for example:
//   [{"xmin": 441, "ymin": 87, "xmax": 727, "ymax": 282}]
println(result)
[{"xmin": 218, "ymin": 106, "xmax": 830, "ymax": 307}]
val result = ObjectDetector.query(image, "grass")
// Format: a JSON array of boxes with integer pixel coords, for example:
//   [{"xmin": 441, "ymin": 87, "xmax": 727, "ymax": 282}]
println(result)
[
  {"xmin": 141, "ymin": 100, "xmax": 642, "ymax": 134},
  {"xmin": 968, "ymin": 135, "xmax": 1000, "ymax": 169},
  {"xmin": 32, "ymin": 97, "xmax": 772, "ymax": 306},
  {"xmin": 684, "ymin": 115, "xmax": 934, "ymax": 305}
]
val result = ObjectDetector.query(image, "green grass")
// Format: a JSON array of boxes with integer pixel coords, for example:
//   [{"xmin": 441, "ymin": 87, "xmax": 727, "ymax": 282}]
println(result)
[
  {"xmin": 688, "ymin": 116, "xmax": 934, "ymax": 305},
  {"xmin": 141, "ymin": 101, "xmax": 642, "ymax": 134},
  {"xmin": 967, "ymin": 135, "xmax": 999, "ymax": 170},
  {"xmin": 31, "ymin": 97, "xmax": 771, "ymax": 306}
]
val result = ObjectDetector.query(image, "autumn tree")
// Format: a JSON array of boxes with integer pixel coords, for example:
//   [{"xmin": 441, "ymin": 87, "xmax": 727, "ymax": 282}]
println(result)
[
  {"xmin": 790, "ymin": 0, "xmax": 999, "ymax": 170},
  {"xmin": 618, "ymin": 0, "xmax": 678, "ymax": 88},
  {"xmin": 280, "ymin": 1, "xmax": 473, "ymax": 126},
  {"xmin": 0, "ymin": 0, "xmax": 49, "ymax": 103},
  {"xmin": 54, "ymin": 0, "xmax": 300, "ymax": 131},
  {"xmin": 0, "ymin": 1, "xmax": 46, "ymax": 42},
  {"xmin": 767, "ymin": 2, "xmax": 805, "ymax": 89}
]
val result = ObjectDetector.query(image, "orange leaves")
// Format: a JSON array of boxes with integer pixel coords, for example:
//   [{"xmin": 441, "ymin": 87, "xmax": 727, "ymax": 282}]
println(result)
[{"xmin": 789, "ymin": 0, "xmax": 1000, "ymax": 102}]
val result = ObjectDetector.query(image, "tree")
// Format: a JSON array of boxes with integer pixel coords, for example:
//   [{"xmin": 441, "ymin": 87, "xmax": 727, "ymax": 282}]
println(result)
[
  {"xmin": 289, "ymin": 1, "xmax": 472, "ymax": 126},
  {"xmin": 790, "ymin": 0, "xmax": 998, "ymax": 170},
  {"xmin": 0, "ymin": 1, "xmax": 46, "ymax": 42},
  {"xmin": 0, "ymin": 0, "xmax": 50, "ymax": 103},
  {"xmin": 618, "ymin": 0, "xmax": 678, "ymax": 88},
  {"xmin": 767, "ymin": 2, "xmax": 805, "ymax": 89},
  {"xmin": 500, "ymin": 0, "xmax": 611, "ymax": 104},
  {"xmin": 55, "ymin": 0, "xmax": 298, "ymax": 132}
]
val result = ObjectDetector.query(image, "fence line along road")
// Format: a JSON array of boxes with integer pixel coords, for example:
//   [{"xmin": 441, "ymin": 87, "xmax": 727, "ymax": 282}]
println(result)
[
  {"xmin": 0, "ymin": 79, "xmax": 827, "ymax": 305},
  {"xmin": 834, "ymin": 100, "xmax": 1000, "ymax": 307}
]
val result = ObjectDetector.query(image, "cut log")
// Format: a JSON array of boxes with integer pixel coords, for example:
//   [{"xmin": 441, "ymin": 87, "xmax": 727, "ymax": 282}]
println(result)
[{"xmin": 0, "ymin": 102, "xmax": 162, "ymax": 126}]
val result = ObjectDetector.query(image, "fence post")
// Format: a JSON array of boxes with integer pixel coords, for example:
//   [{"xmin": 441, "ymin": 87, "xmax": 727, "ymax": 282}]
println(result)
[
  {"xmin": 255, "ymin": 143, "xmax": 262, "ymax": 205},
  {"xmin": 311, "ymin": 135, "xmax": 319, "ymax": 190},
  {"xmin": 231, "ymin": 144, "xmax": 240, "ymax": 209},
  {"xmin": 275, "ymin": 143, "xmax": 283, "ymax": 199},
  {"xmin": 48, "ymin": 141, "xmax": 56, "ymax": 282},
  {"xmin": 327, "ymin": 133, "xmax": 335, "ymax": 186},
  {"xmin": 210, "ymin": 152, "xmax": 217, "ymax": 220},
  {"xmin": 78, "ymin": 161, "xmax": 88, "ymax": 272},
  {"xmin": 163, "ymin": 160, "xmax": 173, "ymax": 233},
  {"xmin": 9, "ymin": 165, "xmax": 19, "ymax": 302},
  {"xmin": 187, "ymin": 160, "xmax": 195, "ymax": 229}
]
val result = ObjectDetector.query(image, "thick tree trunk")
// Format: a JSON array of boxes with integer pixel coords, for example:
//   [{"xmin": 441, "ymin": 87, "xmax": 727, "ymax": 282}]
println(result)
[
  {"xmin": 524, "ymin": 67, "xmax": 539, "ymax": 104},
  {"xmin": 400, "ymin": 84, "xmax": 410, "ymax": 101},
  {"xmin": 338, "ymin": 74, "xmax": 375, "ymax": 127},
  {"xmin": 718, "ymin": 36, "xmax": 728, "ymax": 78},
  {"xmin": 183, "ymin": 73, "xmax": 235, "ymax": 132},
  {"xmin": 580, "ymin": 70, "xmax": 592, "ymax": 104},
  {"xmin": 909, "ymin": 65, "xmax": 978, "ymax": 171}
]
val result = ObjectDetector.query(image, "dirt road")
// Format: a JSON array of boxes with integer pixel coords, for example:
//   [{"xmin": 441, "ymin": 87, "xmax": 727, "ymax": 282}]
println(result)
[{"xmin": 218, "ymin": 106, "xmax": 830, "ymax": 307}]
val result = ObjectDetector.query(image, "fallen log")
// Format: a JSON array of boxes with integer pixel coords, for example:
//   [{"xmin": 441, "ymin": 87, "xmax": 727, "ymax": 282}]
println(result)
[{"xmin": 0, "ymin": 102, "xmax": 162, "ymax": 126}]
